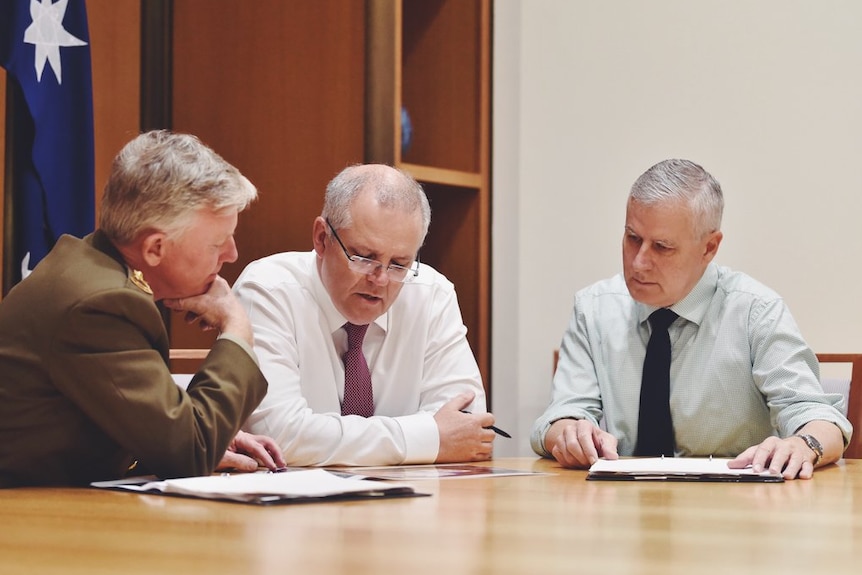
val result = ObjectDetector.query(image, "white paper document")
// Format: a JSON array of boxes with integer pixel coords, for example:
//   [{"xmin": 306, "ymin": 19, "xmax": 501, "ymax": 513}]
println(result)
[
  {"xmin": 334, "ymin": 464, "xmax": 548, "ymax": 481},
  {"xmin": 92, "ymin": 468, "xmax": 425, "ymax": 504},
  {"xmin": 588, "ymin": 457, "xmax": 784, "ymax": 482}
]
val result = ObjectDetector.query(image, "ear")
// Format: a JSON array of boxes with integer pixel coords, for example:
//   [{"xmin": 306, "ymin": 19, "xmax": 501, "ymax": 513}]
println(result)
[
  {"xmin": 312, "ymin": 217, "xmax": 328, "ymax": 258},
  {"xmin": 140, "ymin": 231, "xmax": 168, "ymax": 267},
  {"xmin": 702, "ymin": 230, "xmax": 723, "ymax": 263}
]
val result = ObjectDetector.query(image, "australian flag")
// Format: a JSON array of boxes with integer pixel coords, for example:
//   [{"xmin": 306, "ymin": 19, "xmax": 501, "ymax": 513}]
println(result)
[{"xmin": 0, "ymin": 0, "xmax": 95, "ymax": 284}]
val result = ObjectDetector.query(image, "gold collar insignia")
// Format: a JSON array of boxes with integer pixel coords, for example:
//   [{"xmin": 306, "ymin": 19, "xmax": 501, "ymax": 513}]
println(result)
[{"xmin": 129, "ymin": 269, "xmax": 153, "ymax": 295}]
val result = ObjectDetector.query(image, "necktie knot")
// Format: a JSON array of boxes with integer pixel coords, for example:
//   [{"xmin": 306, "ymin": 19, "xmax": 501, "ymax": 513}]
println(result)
[
  {"xmin": 345, "ymin": 322, "xmax": 369, "ymax": 350},
  {"xmin": 649, "ymin": 308, "xmax": 678, "ymax": 332}
]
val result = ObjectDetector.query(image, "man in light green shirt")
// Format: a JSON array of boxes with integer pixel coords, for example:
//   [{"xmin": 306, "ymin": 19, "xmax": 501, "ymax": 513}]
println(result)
[{"xmin": 532, "ymin": 159, "xmax": 850, "ymax": 480}]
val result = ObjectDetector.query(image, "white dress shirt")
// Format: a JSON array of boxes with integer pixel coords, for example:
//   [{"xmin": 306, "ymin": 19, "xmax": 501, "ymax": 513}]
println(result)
[
  {"xmin": 234, "ymin": 251, "xmax": 485, "ymax": 466},
  {"xmin": 532, "ymin": 263, "xmax": 852, "ymax": 458}
]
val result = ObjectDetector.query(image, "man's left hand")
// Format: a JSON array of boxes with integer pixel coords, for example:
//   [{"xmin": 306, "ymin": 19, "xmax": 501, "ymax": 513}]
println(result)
[{"xmin": 728, "ymin": 436, "xmax": 817, "ymax": 480}]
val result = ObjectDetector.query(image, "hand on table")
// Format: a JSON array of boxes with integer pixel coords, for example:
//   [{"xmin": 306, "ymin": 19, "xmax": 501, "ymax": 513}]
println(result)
[
  {"xmin": 216, "ymin": 430, "xmax": 286, "ymax": 472},
  {"xmin": 546, "ymin": 418, "xmax": 618, "ymax": 469},
  {"xmin": 728, "ymin": 436, "xmax": 816, "ymax": 480}
]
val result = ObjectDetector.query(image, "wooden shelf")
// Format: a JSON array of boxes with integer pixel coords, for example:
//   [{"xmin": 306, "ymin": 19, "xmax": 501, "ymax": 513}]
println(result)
[
  {"xmin": 366, "ymin": 0, "xmax": 492, "ymax": 392},
  {"xmin": 399, "ymin": 163, "xmax": 482, "ymax": 188}
]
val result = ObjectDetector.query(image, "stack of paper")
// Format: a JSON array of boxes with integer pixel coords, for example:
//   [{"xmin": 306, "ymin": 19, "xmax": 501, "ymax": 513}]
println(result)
[{"xmin": 92, "ymin": 468, "xmax": 426, "ymax": 504}]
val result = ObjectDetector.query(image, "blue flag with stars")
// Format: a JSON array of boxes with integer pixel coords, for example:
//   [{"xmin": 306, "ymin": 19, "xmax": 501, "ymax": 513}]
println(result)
[{"xmin": 0, "ymin": 0, "xmax": 95, "ymax": 283}]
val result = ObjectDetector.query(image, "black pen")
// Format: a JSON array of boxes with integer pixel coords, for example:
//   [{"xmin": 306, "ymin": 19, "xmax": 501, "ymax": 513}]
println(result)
[{"xmin": 459, "ymin": 409, "xmax": 512, "ymax": 438}]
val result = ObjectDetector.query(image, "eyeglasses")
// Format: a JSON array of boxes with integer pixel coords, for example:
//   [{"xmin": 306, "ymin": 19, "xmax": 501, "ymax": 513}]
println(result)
[{"xmin": 326, "ymin": 219, "xmax": 419, "ymax": 283}]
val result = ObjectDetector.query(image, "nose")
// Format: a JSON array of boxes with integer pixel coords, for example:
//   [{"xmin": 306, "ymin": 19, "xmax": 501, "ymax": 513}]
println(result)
[
  {"xmin": 221, "ymin": 236, "xmax": 239, "ymax": 264},
  {"xmin": 632, "ymin": 243, "xmax": 651, "ymax": 271},
  {"xmin": 366, "ymin": 264, "xmax": 391, "ymax": 286}
]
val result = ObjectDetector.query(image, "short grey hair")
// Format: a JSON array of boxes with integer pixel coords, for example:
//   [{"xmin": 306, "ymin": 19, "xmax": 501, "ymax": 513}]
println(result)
[
  {"xmin": 99, "ymin": 130, "xmax": 257, "ymax": 244},
  {"xmin": 629, "ymin": 159, "xmax": 724, "ymax": 238},
  {"xmin": 322, "ymin": 164, "xmax": 431, "ymax": 239}
]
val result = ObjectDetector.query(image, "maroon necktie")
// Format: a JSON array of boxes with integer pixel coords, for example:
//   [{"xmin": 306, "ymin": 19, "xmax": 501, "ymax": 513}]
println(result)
[{"xmin": 341, "ymin": 322, "xmax": 374, "ymax": 417}]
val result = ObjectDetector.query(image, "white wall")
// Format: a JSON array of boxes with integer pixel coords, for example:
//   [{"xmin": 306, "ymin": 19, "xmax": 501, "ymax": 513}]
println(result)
[{"xmin": 492, "ymin": 0, "xmax": 862, "ymax": 456}]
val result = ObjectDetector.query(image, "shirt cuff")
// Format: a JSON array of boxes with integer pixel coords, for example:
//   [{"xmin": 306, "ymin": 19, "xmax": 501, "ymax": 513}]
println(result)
[
  {"xmin": 395, "ymin": 412, "xmax": 440, "ymax": 464},
  {"xmin": 217, "ymin": 333, "xmax": 259, "ymax": 366}
]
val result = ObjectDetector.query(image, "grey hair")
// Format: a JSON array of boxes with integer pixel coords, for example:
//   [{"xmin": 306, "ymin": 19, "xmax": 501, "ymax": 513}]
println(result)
[
  {"xmin": 322, "ymin": 164, "xmax": 431, "ymax": 239},
  {"xmin": 99, "ymin": 130, "xmax": 257, "ymax": 244},
  {"xmin": 629, "ymin": 159, "xmax": 724, "ymax": 238}
]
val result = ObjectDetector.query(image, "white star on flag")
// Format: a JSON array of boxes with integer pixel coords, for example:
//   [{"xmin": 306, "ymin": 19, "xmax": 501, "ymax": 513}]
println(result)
[{"xmin": 23, "ymin": 0, "xmax": 87, "ymax": 84}]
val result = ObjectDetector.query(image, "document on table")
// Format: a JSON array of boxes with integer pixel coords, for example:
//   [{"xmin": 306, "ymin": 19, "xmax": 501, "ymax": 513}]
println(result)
[
  {"xmin": 331, "ymin": 464, "xmax": 549, "ymax": 481},
  {"xmin": 91, "ymin": 468, "xmax": 428, "ymax": 505},
  {"xmin": 587, "ymin": 457, "xmax": 784, "ymax": 482}
]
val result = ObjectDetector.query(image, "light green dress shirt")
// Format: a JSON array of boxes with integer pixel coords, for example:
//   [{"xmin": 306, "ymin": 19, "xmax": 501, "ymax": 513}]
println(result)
[{"xmin": 531, "ymin": 263, "xmax": 852, "ymax": 458}]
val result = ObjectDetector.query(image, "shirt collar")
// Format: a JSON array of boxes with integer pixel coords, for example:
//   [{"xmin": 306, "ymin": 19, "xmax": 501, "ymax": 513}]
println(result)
[{"xmin": 636, "ymin": 262, "xmax": 718, "ymax": 327}]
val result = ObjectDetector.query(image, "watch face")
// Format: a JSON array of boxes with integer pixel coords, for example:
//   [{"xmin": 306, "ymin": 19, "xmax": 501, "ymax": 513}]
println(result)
[{"xmin": 797, "ymin": 434, "xmax": 823, "ymax": 464}]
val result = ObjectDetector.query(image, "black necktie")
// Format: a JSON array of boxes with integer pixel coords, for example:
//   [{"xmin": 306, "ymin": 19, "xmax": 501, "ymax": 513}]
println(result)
[{"xmin": 635, "ymin": 308, "xmax": 679, "ymax": 456}]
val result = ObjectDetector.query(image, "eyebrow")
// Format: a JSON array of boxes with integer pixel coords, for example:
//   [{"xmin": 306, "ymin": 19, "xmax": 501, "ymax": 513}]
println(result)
[{"xmin": 625, "ymin": 226, "xmax": 676, "ymax": 248}]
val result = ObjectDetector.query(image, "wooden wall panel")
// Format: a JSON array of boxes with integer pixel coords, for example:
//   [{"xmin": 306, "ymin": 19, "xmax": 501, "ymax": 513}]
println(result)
[
  {"xmin": 87, "ymin": 0, "xmax": 141, "ymax": 220},
  {"xmin": 170, "ymin": 0, "xmax": 366, "ymax": 349}
]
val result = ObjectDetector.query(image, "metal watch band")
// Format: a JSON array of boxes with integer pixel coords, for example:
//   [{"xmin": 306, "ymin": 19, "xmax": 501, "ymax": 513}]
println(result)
[{"xmin": 795, "ymin": 433, "xmax": 823, "ymax": 466}]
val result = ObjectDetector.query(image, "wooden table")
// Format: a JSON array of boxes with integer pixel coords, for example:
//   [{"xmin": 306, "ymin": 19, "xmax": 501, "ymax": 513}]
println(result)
[{"xmin": 1, "ymin": 457, "xmax": 860, "ymax": 575}]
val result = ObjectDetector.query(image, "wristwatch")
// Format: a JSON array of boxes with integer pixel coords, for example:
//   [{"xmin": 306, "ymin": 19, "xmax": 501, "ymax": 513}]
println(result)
[{"xmin": 795, "ymin": 434, "xmax": 823, "ymax": 466}]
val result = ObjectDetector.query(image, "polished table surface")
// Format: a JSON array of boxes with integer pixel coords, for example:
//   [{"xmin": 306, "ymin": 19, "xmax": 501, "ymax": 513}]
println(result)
[{"xmin": 1, "ymin": 457, "xmax": 860, "ymax": 575}]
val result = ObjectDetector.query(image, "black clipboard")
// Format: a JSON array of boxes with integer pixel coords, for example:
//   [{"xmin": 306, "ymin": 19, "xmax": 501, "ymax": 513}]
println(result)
[{"xmin": 587, "ymin": 457, "xmax": 785, "ymax": 483}]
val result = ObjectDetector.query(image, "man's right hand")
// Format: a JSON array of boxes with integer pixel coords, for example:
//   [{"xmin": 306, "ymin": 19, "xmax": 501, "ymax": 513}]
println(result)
[
  {"xmin": 433, "ymin": 393, "xmax": 496, "ymax": 463},
  {"xmin": 162, "ymin": 276, "xmax": 254, "ymax": 347},
  {"xmin": 546, "ymin": 418, "xmax": 619, "ymax": 469}
]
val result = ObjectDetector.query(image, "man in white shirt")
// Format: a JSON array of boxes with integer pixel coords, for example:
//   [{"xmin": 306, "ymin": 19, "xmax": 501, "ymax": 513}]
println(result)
[{"xmin": 233, "ymin": 164, "xmax": 497, "ymax": 466}]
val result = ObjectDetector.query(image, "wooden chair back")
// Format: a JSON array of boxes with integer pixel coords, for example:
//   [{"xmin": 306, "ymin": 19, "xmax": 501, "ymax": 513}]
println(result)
[
  {"xmin": 816, "ymin": 353, "xmax": 862, "ymax": 459},
  {"xmin": 169, "ymin": 348, "xmax": 208, "ymax": 374}
]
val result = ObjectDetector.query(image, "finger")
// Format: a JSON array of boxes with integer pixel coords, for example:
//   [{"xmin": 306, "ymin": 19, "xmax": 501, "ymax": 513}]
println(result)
[
  {"xmin": 773, "ymin": 445, "xmax": 805, "ymax": 479},
  {"xmin": 230, "ymin": 453, "xmax": 259, "ymax": 472},
  {"xmin": 474, "ymin": 411, "xmax": 496, "ymax": 428},
  {"xmin": 727, "ymin": 446, "xmax": 756, "ymax": 469},
  {"xmin": 577, "ymin": 424, "xmax": 600, "ymax": 465},
  {"xmin": 766, "ymin": 440, "xmax": 795, "ymax": 476},
  {"xmin": 778, "ymin": 453, "xmax": 801, "ymax": 479},
  {"xmin": 561, "ymin": 426, "xmax": 590, "ymax": 468},
  {"xmin": 598, "ymin": 431, "xmax": 619, "ymax": 460},
  {"xmin": 454, "ymin": 391, "xmax": 477, "ymax": 411},
  {"xmin": 797, "ymin": 459, "xmax": 815, "ymax": 480},
  {"xmin": 750, "ymin": 442, "xmax": 776, "ymax": 473},
  {"xmin": 551, "ymin": 443, "xmax": 576, "ymax": 468},
  {"xmin": 443, "ymin": 392, "xmax": 476, "ymax": 412},
  {"xmin": 551, "ymin": 432, "xmax": 575, "ymax": 467},
  {"xmin": 260, "ymin": 438, "xmax": 287, "ymax": 468},
  {"xmin": 249, "ymin": 435, "xmax": 285, "ymax": 469},
  {"xmin": 215, "ymin": 451, "xmax": 256, "ymax": 472},
  {"xmin": 237, "ymin": 437, "xmax": 278, "ymax": 470}
]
